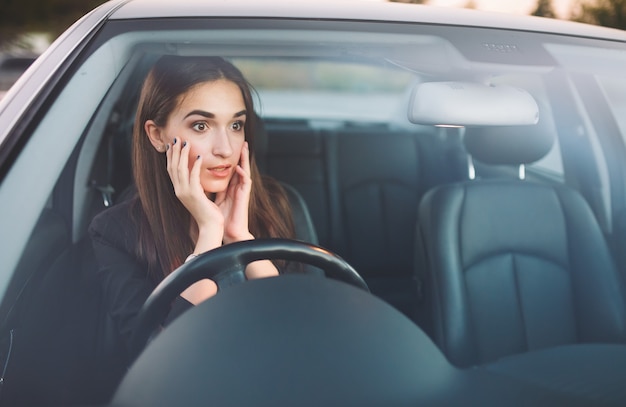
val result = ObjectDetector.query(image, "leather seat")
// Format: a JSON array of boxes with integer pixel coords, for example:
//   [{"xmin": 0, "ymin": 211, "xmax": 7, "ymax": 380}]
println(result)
[
  {"xmin": 260, "ymin": 121, "xmax": 468, "ymax": 320},
  {"xmin": 417, "ymin": 121, "xmax": 626, "ymax": 367}
]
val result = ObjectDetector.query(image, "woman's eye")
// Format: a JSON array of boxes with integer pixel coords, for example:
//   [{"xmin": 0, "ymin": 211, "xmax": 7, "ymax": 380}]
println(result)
[
  {"xmin": 231, "ymin": 121, "xmax": 244, "ymax": 131},
  {"xmin": 192, "ymin": 122, "xmax": 208, "ymax": 132}
]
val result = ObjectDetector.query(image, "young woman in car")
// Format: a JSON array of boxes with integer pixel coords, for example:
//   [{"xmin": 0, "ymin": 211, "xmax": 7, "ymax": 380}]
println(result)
[{"xmin": 89, "ymin": 56, "xmax": 295, "ymax": 362}]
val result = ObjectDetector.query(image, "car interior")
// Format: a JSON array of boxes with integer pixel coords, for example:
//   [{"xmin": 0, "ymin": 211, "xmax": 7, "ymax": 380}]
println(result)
[
  {"xmin": 418, "ymin": 120, "xmax": 626, "ymax": 368},
  {"xmin": 1, "ymin": 17, "xmax": 626, "ymax": 406}
]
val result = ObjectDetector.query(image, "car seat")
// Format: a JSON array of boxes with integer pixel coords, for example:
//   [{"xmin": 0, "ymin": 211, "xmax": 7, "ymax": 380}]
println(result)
[{"xmin": 416, "ymin": 120, "xmax": 626, "ymax": 367}]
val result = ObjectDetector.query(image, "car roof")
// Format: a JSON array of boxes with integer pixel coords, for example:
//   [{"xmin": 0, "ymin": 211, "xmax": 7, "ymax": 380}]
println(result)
[{"xmin": 109, "ymin": 0, "xmax": 626, "ymax": 42}]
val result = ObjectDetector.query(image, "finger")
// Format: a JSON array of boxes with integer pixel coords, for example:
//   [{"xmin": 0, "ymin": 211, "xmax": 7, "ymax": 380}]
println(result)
[
  {"xmin": 168, "ymin": 138, "xmax": 181, "ymax": 186},
  {"xmin": 235, "ymin": 164, "xmax": 251, "ymax": 190},
  {"xmin": 234, "ymin": 165, "xmax": 248, "ymax": 184},
  {"xmin": 178, "ymin": 140, "xmax": 190, "ymax": 185},
  {"xmin": 226, "ymin": 168, "xmax": 241, "ymax": 196},
  {"xmin": 190, "ymin": 154, "xmax": 202, "ymax": 191},
  {"xmin": 165, "ymin": 142, "xmax": 180, "ymax": 190},
  {"xmin": 165, "ymin": 142, "xmax": 172, "ymax": 169},
  {"xmin": 240, "ymin": 141, "xmax": 251, "ymax": 176}
]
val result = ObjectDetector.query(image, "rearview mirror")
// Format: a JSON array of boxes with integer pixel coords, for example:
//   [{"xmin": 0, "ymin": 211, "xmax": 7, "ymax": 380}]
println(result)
[{"xmin": 408, "ymin": 82, "xmax": 539, "ymax": 127}]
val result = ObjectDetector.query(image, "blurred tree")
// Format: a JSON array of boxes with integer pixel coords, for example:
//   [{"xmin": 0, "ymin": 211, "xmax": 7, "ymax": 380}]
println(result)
[
  {"xmin": 571, "ymin": 0, "xmax": 626, "ymax": 29},
  {"xmin": 464, "ymin": 0, "xmax": 477, "ymax": 9},
  {"xmin": 532, "ymin": 0, "xmax": 558, "ymax": 18},
  {"xmin": 0, "ymin": 0, "xmax": 106, "ymax": 49}
]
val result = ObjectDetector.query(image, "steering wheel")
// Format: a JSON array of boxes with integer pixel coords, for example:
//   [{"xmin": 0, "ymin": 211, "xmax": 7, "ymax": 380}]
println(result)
[{"xmin": 129, "ymin": 238, "xmax": 368, "ymax": 359}]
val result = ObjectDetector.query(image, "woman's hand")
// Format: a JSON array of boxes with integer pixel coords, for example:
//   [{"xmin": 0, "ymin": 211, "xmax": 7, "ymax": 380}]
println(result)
[
  {"xmin": 167, "ymin": 139, "xmax": 276, "ymax": 283},
  {"xmin": 166, "ymin": 138, "xmax": 222, "ymax": 305},
  {"xmin": 215, "ymin": 141, "xmax": 254, "ymax": 244},
  {"xmin": 214, "ymin": 142, "xmax": 279, "ymax": 279},
  {"xmin": 166, "ymin": 138, "xmax": 224, "ymax": 249}
]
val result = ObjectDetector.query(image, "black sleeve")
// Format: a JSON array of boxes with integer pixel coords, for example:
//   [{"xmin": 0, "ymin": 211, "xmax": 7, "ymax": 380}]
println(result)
[{"xmin": 89, "ymin": 203, "xmax": 193, "ymax": 361}]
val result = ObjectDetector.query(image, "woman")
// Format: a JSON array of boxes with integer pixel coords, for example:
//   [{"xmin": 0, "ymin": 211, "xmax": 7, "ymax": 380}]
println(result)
[{"xmin": 89, "ymin": 56, "xmax": 295, "ymax": 363}]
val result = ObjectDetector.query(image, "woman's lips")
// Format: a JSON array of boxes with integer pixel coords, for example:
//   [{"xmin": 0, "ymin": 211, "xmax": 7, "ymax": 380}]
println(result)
[{"xmin": 207, "ymin": 164, "xmax": 231, "ymax": 178}]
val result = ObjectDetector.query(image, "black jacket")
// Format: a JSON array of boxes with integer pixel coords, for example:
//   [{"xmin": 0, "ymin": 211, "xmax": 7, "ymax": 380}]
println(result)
[{"xmin": 89, "ymin": 197, "xmax": 193, "ymax": 363}]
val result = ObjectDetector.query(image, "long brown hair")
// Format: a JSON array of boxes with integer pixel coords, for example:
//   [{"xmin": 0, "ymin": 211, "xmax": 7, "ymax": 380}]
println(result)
[{"xmin": 132, "ymin": 55, "xmax": 294, "ymax": 282}]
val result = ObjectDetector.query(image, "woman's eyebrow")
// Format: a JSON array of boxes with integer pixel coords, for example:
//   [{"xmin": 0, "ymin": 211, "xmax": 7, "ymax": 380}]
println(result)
[
  {"xmin": 184, "ymin": 110, "xmax": 214, "ymax": 119},
  {"xmin": 184, "ymin": 109, "xmax": 247, "ymax": 119}
]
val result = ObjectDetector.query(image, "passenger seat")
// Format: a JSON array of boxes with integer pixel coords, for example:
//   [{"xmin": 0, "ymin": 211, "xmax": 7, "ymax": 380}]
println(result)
[{"xmin": 417, "ymin": 122, "xmax": 626, "ymax": 367}]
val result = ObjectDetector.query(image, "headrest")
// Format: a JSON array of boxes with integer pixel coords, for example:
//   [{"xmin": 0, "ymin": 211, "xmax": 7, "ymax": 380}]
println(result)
[{"xmin": 464, "ymin": 118, "xmax": 555, "ymax": 166}]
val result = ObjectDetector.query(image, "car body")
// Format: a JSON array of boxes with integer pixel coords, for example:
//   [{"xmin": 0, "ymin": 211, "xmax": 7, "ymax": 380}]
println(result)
[{"xmin": 1, "ymin": 0, "xmax": 626, "ymax": 405}]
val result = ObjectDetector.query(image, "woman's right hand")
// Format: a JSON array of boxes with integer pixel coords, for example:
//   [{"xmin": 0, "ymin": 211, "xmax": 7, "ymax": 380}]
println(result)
[
  {"xmin": 166, "ymin": 138, "xmax": 224, "ymax": 250},
  {"xmin": 166, "ymin": 138, "xmax": 221, "ymax": 305}
]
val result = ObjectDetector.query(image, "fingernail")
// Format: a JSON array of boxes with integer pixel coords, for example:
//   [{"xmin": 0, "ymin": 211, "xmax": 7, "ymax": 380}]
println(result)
[
  {"xmin": 182, "ymin": 141, "xmax": 187, "ymax": 147},
  {"xmin": 166, "ymin": 144, "xmax": 170, "ymax": 151},
  {"xmin": 197, "ymin": 155, "xmax": 201, "ymax": 159},
  {"xmin": 173, "ymin": 138, "xmax": 177, "ymax": 144}
]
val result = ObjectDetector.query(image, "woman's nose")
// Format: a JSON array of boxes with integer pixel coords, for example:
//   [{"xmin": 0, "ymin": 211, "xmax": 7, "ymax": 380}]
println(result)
[{"xmin": 212, "ymin": 128, "xmax": 233, "ymax": 157}]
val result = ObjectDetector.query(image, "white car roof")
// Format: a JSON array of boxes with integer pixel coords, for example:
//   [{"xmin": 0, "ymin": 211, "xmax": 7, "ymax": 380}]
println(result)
[{"xmin": 109, "ymin": 0, "xmax": 626, "ymax": 42}]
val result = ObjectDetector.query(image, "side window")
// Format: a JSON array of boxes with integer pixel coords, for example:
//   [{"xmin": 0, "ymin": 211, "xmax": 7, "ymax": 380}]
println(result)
[
  {"xmin": 596, "ymin": 75, "xmax": 626, "ymax": 144},
  {"xmin": 589, "ymin": 74, "xmax": 626, "ymax": 231},
  {"xmin": 566, "ymin": 74, "xmax": 614, "ymax": 230}
]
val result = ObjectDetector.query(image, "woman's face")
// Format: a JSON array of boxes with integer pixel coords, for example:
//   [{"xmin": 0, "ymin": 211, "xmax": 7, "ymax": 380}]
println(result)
[{"xmin": 155, "ymin": 79, "xmax": 247, "ymax": 194}]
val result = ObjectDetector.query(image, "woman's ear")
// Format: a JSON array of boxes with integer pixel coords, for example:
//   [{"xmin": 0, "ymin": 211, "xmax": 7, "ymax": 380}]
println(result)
[{"xmin": 145, "ymin": 120, "xmax": 167, "ymax": 152}]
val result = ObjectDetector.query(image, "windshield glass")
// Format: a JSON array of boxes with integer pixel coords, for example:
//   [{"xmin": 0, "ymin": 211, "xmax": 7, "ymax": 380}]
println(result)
[{"xmin": 233, "ymin": 58, "xmax": 415, "ymax": 122}]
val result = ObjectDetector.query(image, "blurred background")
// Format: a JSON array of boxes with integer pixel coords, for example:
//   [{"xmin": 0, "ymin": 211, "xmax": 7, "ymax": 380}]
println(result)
[{"xmin": 0, "ymin": 0, "xmax": 624, "ymax": 98}]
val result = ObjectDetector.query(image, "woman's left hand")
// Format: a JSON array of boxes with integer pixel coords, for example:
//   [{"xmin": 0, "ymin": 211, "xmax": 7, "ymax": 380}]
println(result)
[{"xmin": 215, "ymin": 141, "xmax": 254, "ymax": 244}]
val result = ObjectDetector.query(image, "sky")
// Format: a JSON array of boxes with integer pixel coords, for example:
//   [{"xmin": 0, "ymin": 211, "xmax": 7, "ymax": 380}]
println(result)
[
  {"xmin": 361, "ymin": 0, "xmax": 576, "ymax": 19},
  {"xmin": 429, "ymin": 0, "xmax": 575, "ymax": 18}
]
